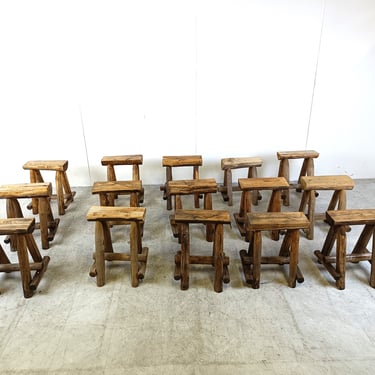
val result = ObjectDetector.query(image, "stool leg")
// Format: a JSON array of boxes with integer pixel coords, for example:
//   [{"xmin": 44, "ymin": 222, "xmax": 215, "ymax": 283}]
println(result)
[
  {"xmin": 278, "ymin": 159, "xmax": 289, "ymax": 206},
  {"xmin": 213, "ymin": 223, "xmax": 224, "ymax": 293},
  {"xmin": 55, "ymin": 171, "xmax": 65, "ymax": 215},
  {"xmin": 371, "ymin": 229, "xmax": 375, "ymax": 288},
  {"xmin": 16, "ymin": 234, "xmax": 33, "ymax": 298},
  {"xmin": 226, "ymin": 169, "xmax": 233, "ymax": 206},
  {"xmin": 248, "ymin": 166, "xmax": 261, "ymax": 206},
  {"xmin": 94, "ymin": 222, "xmax": 106, "ymax": 287},
  {"xmin": 180, "ymin": 223, "xmax": 190, "ymax": 290},
  {"xmin": 288, "ymin": 229, "xmax": 299, "ymax": 288},
  {"xmin": 336, "ymin": 226, "xmax": 347, "ymax": 290},
  {"xmin": 193, "ymin": 165, "xmax": 200, "ymax": 208},
  {"xmin": 204, "ymin": 193, "xmax": 214, "ymax": 242},
  {"xmin": 166, "ymin": 167, "xmax": 173, "ymax": 210},
  {"xmin": 221, "ymin": 169, "xmax": 229, "ymax": 203},
  {"xmin": 267, "ymin": 190, "xmax": 282, "ymax": 241},
  {"xmin": 252, "ymin": 231, "xmax": 262, "ymax": 289},
  {"xmin": 130, "ymin": 222, "xmax": 139, "ymax": 287}
]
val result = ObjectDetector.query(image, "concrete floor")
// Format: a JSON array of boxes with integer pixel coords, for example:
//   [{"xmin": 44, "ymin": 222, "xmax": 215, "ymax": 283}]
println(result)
[{"xmin": 1, "ymin": 179, "xmax": 375, "ymax": 374}]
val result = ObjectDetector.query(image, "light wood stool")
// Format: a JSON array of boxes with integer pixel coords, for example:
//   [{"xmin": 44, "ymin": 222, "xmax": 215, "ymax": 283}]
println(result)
[
  {"xmin": 314, "ymin": 209, "xmax": 375, "ymax": 290},
  {"xmin": 0, "ymin": 218, "xmax": 50, "ymax": 298},
  {"xmin": 160, "ymin": 155, "xmax": 203, "ymax": 210},
  {"xmin": 23, "ymin": 160, "xmax": 76, "ymax": 215},
  {"xmin": 277, "ymin": 150, "xmax": 319, "ymax": 206},
  {"xmin": 0, "ymin": 182, "xmax": 59, "ymax": 249},
  {"xmin": 101, "ymin": 154, "xmax": 144, "ymax": 205},
  {"xmin": 219, "ymin": 157, "xmax": 263, "ymax": 206},
  {"xmin": 240, "ymin": 212, "xmax": 309, "ymax": 288},
  {"xmin": 173, "ymin": 209, "xmax": 231, "ymax": 293},
  {"xmin": 234, "ymin": 177, "xmax": 289, "ymax": 241},
  {"xmin": 299, "ymin": 175, "xmax": 355, "ymax": 240},
  {"xmin": 86, "ymin": 206, "xmax": 148, "ymax": 287},
  {"xmin": 167, "ymin": 178, "xmax": 217, "ymax": 241}
]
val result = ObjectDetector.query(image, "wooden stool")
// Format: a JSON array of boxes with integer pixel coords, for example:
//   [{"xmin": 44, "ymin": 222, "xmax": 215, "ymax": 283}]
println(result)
[
  {"xmin": 167, "ymin": 178, "xmax": 217, "ymax": 241},
  {"xmin": 0, "ymin": 218, "xmax": 50, "ymax": 298},
  {"xmin": 86, "ymin": 206, "xmax": 148, "ymax": 287},
  {"xmin": 173, "ymin": 209, "xmax": 231, "ymax": 293},
  {"xmin": 277, "ymin": 150, "xmax": 319, "ymax": 206},
  {"xmin": 23, "ymin": 160, "xmax": 76, "ymax": 216},
  {"xmin": 160, "ymin": 155, "xmax": 203, "ymax": 210},
  {"xmin": 0, "ymin": 183, "xmax": 59, "ymax": 249},
  {"xmin": 299, "ymin": 175, "xmax": 355, "ymax": 240},
  {"xmin": 314, "ymin": 209, "xmax": 375, "ymax": 290},
  {"xmin": 234, "ymin": 177, "xmax": 289, "ymax": 241},
  {"xmin": 240, "ymin": 212, "xmax": 309, "ymax": 288},
  {"xmin": 101, "ymin": 154, "xmax": 144, "ymax": 205},
  {"xmin": 219, "ymin": 157, "xmax": 263, "ymax": 206}
]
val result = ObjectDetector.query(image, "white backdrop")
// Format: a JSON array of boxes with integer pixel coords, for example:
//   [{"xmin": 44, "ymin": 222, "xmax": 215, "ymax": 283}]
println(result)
[{"xmin": 1, "ymin": 0, "xmax": 374, "ymax": 186}]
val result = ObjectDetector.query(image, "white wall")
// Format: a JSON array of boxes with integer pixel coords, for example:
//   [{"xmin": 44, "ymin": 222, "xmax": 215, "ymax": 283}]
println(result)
[{"xmin": 1, "ymin": 0, "xmax": 374, "ymax": 186}]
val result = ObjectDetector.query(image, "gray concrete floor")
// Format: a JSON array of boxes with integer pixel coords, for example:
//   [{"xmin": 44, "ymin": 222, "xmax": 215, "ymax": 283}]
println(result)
[{"xmin": 1, "ymin": 179, "xmax": 375, "ymax": 374}]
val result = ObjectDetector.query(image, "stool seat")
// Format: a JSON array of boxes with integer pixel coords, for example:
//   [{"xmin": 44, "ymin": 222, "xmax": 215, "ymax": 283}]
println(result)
[
  {"xmin": 314, "ymin": 209, "xmax": 375, "ymax": 289},
  {"xmin": 86, "ymin": 206, "xmax": 148, "ymax": 287},
  {"xmin": 299, "ymin": 175, "xmax": 355, "ymax": 240},
  {"xmin": 277, "ymin": 150, "xmax": 319, "ymax": 206},
  {"xmin": 0, "ymin": 218, "xmax": 50, "ymax": 298},
  {"xmin": 101, "ymin": 154, "xmax": 144, "ymax": 204},
  {"xmin": 234, "ymin": 177, "xmax": 289, "ymax": 241},
  {"xmin": 23, "ymin": 160, "xmax": 75, "ymax": 215},
  {"xmin": 173, "ymin": 209, "xmax": 231, "ymax": 292},
  {"xmin": 240, "ymin": 211, "xmax": 309, "ymax": 288},
  {"xmin": 160, "ymin": 155, "xmax": 203, "ymax": 210},
  {"xmin": 0, "ymin": 182, "xmax": 59, "ymax": 249},
  {"xmin": 219, "ymin": 157, "xmax": 263, "ymax": 206}
]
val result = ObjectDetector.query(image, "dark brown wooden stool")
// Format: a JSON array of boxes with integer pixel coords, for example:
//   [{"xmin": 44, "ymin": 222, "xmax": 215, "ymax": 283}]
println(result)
[
  {"xmin": 23, "ymin": 160, "xmax": 76, "ymax": 215},
  {"xmin": 234, "ymin": 177, "xmax": 289, "ymax": 241},
  {"xmin": 167, "ymin": 178, "xmax": 217, "ymax": 241},
  {"xmin": 314, "ymin": 209, "xmax": 375, "ymax": 290},
  {"xmin": 0, "ymin": 218, "xmax": 50, "ymax": 298},
  {"xmin": 299, "ymin": 175, "xmax": 355, "ymax": 240},
  {"xmin": 240, "ymin": 212, "xmax": 309, "ymax": 288},
  {"xmin": 160, "ymin": 155, "xmax": 203, "ymax": 210},
  {"xmin": 219, "ymin": 157, "xmax": 263, "ymax": 206},
  {"xmin": 101, "ymin": 154, "xmax": 144, "ymax": 205},
  {"xmin": 86, "ymin": 206, "xmax": 148, "ymax": 287},
  {"xmin": 277, "ymin": 150, "xmax": 319, "ymax": 206},
  {"xmin": 0, "ymin": 183, "xmax": 59, "ymax": 249},
  {"xmin": 173, "ymin": 209, "xmax": 231, "ymax": 293}
]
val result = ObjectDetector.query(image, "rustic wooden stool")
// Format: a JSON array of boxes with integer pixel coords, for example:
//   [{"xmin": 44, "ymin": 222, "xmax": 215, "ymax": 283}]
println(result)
[
  {"xmin": 0, "ymin": 182, "xmax": 59, "ymax": 249},
  {"xmin": 314, "ymin": 209, "xmax": 375, "ymax": 290},
  {"xmin": 277, "ymin": 150, "xmax": 319, "ymax": 206},
  {"xmin": 167, "ymin": 178, "xmax": 217, "ymax": 241},
  {"xmin": 173, "ymin": 209, "xmax": 231, "ymax": 293},
  {"xmin": 0, "ymin": 218, "xmax": 50, "ymax": 298},
  {"xmin": 160, "ymin": 155, "xmax": 203, "ymax": 210},
  {"xmin": 219, "ymin": 157, "xmax": 263, "ymax": 206},
  {"xmin": 234, "ymin": 177, "xmax": 289, "ymax": 241},
  {"xmin": 240, "ymin": 212, "xmax": 309, "ymax": 288},
  {"xmin": 86, "ymin": 206, "xmax": 148, "ymax": 287},
  {"xmin": 299, "ymin": 175, "xmax": 355, "ymax": 240},
  {"xmin": 23, "ymin": 160, "xmax": 76, "ymax": 215},
  {"xmin": 101, "ymin": 154, "xmax": 144, "ymax": 205}
]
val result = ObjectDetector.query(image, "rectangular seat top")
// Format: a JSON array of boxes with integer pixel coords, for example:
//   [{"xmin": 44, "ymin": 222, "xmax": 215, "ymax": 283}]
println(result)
[
  {"xmin": 86, "ymin": 206, "xmax": 146, "ymax": 222},
  {"xmin": 300, "ymin": 175, "xmax": 355, "ymax": 191},
  {"xmin": 247, "ymin": 211, "xmax": 309, "ymax": 231},
  {"xmin": 23, "ymin": 160, "xmax": 68, "ymax": 171},
  {"xmin": 174, "ymin": 209, "xmax": 231, "ymax": 224},
  {"xmin": 101, "ymin": 154, "xmax": 143, "ymax": 166},
  {"xmin": 162, "ymin": 155, "xmax": 202, "ymax": 167},
  {"xmin": 0, "ymin": 182, "xmax": 52, "ymax": 199},
  {"xmin": 277, "ymin": 150, "xmax": 319, "ymax": 160},
  {"xmin": 326, "ymin": 209, "xmax": 375, "ymax": 226},
  {"xmin": 167, "ymin": 179, "xmax": 217, "ymax": 195},
  {"xmin": 238, "ymin": 177, "xmax": 289, "ymax": 190},
  {"xmin": 221, "ymin": 157, "xmax": 263, "ymax": 169},
  {"xmin": 0, "ymin": 218, "xmax": 35, "ymax": 235},
  {"xmin": 92, "ymin": 180, "xmax": 142, "ymax": 194}
]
